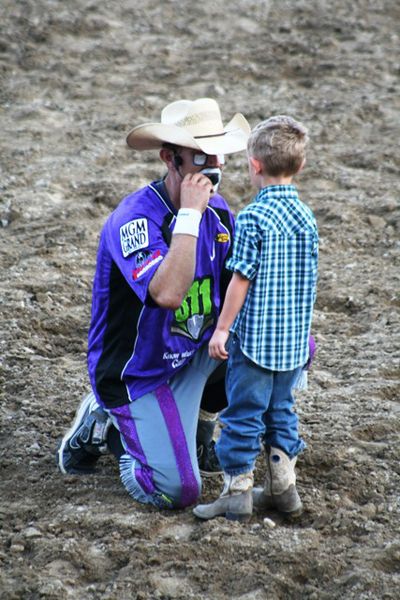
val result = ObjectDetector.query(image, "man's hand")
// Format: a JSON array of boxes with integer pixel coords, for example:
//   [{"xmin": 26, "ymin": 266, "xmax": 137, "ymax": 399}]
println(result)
[
  {"xmin": 180, "ymin": 172, "xmax": 213, "ymax": 213},
  {"xmin": 209, "ymin": 328, "xmax": 229, "ymax": 360},
  {"xmin": 148, "ymin": 174, "xmax": 212, "ymax": 309}
]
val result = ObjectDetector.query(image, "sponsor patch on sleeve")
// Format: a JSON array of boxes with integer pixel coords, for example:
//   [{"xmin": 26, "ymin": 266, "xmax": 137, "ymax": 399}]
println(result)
[
  {"xmin": 132, "ymin": 250, "xmax": 163, "ymax": 280},
  {"xmin": 215, "ymin": 232, "xmax": 230, "ymax": 243},
  {"xmin": 120, "ymin": 218, "xmax": 149, "ymax": 257}
]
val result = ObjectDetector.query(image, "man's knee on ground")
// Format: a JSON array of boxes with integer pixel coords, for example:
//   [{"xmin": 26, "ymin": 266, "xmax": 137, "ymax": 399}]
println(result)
[
  {"xmin": 119, "ymin": 454, "xmax": 201, "ymax": 509},
  {"xmin": 162, "ymin": 476, "xmax": 202, "ymax": 509}
]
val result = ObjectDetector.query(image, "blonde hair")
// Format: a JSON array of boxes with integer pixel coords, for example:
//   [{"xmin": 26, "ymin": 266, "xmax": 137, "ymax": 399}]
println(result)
[{"xmin": 247, "ymin": 115, "xmax": 309, "ymax": 176}]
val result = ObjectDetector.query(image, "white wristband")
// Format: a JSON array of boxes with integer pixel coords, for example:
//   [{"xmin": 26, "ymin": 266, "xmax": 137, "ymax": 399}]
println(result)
[{"xmin": 173, "ymin": 208, "xmax": 202, "ymax": 238}]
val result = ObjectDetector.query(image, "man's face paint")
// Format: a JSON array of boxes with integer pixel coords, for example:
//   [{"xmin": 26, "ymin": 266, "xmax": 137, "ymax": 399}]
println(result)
[
  {"xmin": 193, "ymin": 153, "xmax": 225, "ymax": 166},
  {"xmin": 200, "ymin": 168, "xmax": 222, "ymax": 193}
]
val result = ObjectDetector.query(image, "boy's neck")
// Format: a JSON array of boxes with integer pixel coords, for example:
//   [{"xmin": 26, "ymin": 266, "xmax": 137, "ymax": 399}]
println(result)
[{"xmin": 258, "ymin": 174, "xmax": 294, "ymax": 189}]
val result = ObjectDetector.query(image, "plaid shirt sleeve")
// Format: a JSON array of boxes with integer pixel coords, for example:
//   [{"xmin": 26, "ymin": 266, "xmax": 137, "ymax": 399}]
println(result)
[
  {"xmin": 311, "ymin": 235, "xmax": 319, "ymax": 304},
  {"xmin": 226, "ymin": 209, "xmax": 260, "ymax": 280}
]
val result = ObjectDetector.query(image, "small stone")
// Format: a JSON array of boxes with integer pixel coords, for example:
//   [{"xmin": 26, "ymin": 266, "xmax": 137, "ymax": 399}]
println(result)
[
  {"xmin": 10, "ymin": 543, "xmax": 25, "ymax": 553},
  {"xmin": 28, "ymin": 442, "xmax": 41, "ymax": 453},
  {"xmin": 360, "ymin": 503, "xmax": 376, "ymax": 518},
  {"xmin": 367, "ymin": 215, "xmax": 386, "ymax": 230},
  {"xmin": 23, "ymin": 526, "xmax": 42, "ymax": 539},
  {"xmin": 263, "ymin": 517, "xmax": 276, "ymax": 529},
  {"xmin": 206, "ymin": 83, "xmax": 225, "ymax": 96}
]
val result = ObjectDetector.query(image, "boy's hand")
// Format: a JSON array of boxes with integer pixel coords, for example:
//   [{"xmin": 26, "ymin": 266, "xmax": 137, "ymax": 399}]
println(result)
[{"xmin": 208, "ymin": 329, "xmax": 229, "ymax": 360}]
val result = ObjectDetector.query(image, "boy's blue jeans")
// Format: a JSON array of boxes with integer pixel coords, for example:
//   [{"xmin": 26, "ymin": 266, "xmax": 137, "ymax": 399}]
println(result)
[{"xmin": 216, "ymin": 336, "xmax": 306, "ymax": 476}]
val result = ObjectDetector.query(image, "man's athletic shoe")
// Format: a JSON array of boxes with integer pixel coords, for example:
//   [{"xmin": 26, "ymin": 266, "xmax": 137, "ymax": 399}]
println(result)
[
  {"xmin": 197, "ymin": 440, "xmax": 223, "ymax": 477},
  {"xmin": 56, "ymin": 392, "xmax": 110, "ymax": 475}
]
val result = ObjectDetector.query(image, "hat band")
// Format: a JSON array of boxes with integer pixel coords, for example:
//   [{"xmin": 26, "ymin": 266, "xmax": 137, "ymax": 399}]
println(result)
[{"xmin": 194, "ymin": 132, "xmax": 227, "ymax": 139}]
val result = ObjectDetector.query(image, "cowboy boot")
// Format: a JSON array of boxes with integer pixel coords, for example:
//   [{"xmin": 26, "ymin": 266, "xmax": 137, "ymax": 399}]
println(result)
[
  {"xmin": 193, "ymin": 471, "xmax": 253, "ymax": 522},
  {"xmin": 253, "ymin": 447, "xmax": 303, "ymax": 516}
]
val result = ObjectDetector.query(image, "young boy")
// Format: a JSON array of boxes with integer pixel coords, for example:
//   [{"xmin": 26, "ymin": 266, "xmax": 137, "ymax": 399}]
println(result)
[{"xmin": 193, "ymin": 116, "xmax": 319, "ymax": 521}]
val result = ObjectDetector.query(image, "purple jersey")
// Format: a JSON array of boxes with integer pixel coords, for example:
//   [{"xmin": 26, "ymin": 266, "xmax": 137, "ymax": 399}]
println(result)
[{"xmin": 87, "ymin": 181, "xmax": 234, "ymax": 408}]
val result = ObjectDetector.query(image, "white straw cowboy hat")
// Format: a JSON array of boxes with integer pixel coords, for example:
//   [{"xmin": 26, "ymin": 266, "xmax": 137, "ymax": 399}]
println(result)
[{"xmin": 126, "ymin": 98, "xmax": 251, "ymax": 155}]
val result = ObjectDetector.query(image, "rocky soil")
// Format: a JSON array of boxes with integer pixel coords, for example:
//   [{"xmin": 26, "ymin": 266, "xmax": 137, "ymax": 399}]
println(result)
[{"xmin": 0, "ymin": 0, "xmax": 399, "ymax": 598}]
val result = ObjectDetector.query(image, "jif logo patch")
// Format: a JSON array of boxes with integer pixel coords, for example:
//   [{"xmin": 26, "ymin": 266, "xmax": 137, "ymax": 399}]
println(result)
[{"xmin": 120, "ymin": 218, "xmax": 149, "ymax": 257}]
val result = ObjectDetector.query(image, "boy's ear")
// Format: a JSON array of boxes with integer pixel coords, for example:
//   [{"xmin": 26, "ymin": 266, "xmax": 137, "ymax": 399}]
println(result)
[
  {"xmin": 249, "ymin": 156, "xmax": 263, "ymax": 175},
  {"xmin": 297, "ymin": 158, "xmax": 306, "ymax": 173}
]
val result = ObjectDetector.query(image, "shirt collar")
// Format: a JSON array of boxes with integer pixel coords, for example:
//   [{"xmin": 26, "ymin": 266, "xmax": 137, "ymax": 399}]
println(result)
[
  {"xmin": 256, "ymin": 184, "xmax": 298, "ymax": 202},
  {"xmin": 260, "ymin": 184, "xmax": 297, "ymax": 194},
  {"xmin": 150, "ymin": 179, "xmax": 177, "ymax": 214}
]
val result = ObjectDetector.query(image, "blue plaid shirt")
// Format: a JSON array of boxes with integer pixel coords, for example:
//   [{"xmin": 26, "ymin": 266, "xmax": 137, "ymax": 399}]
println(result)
[{"xmin": 227, "ymin": 184, "xmax": 318, "ymax": 370}]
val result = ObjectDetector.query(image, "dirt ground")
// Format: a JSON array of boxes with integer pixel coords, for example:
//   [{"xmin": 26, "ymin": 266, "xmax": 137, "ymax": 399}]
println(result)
[{"xmin": 1, "ymin": 0, "xmax": 399, "ymax": 598}]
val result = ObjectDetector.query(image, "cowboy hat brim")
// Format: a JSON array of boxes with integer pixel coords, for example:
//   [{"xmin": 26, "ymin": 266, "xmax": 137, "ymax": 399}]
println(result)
[{"xmin": 126, "ymin": 113, "xmax": 250, "ymax": 154}]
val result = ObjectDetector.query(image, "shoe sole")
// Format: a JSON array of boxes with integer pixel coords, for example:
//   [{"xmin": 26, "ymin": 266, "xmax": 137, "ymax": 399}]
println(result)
[
  {"xmin": 252, "ymin": 487, "xmax": 303, "ymax": 516},
  {"xmin": 193, "ymin": 509, "xmax": 252, "ymax": 522},
  {"xmin": 281, "ymin": 504, "xmax": 303, "ymax": 518},
  {"xmin": 56, "ymin": 392, "xmax": 97, "ymax": 475},
  {"xmin": 193, "ymin": 510, "xmax": 252, "ymax": 523},
  {"xmin": 225, "ymin": 512, "xmax": 252, "ymax": 523}
]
